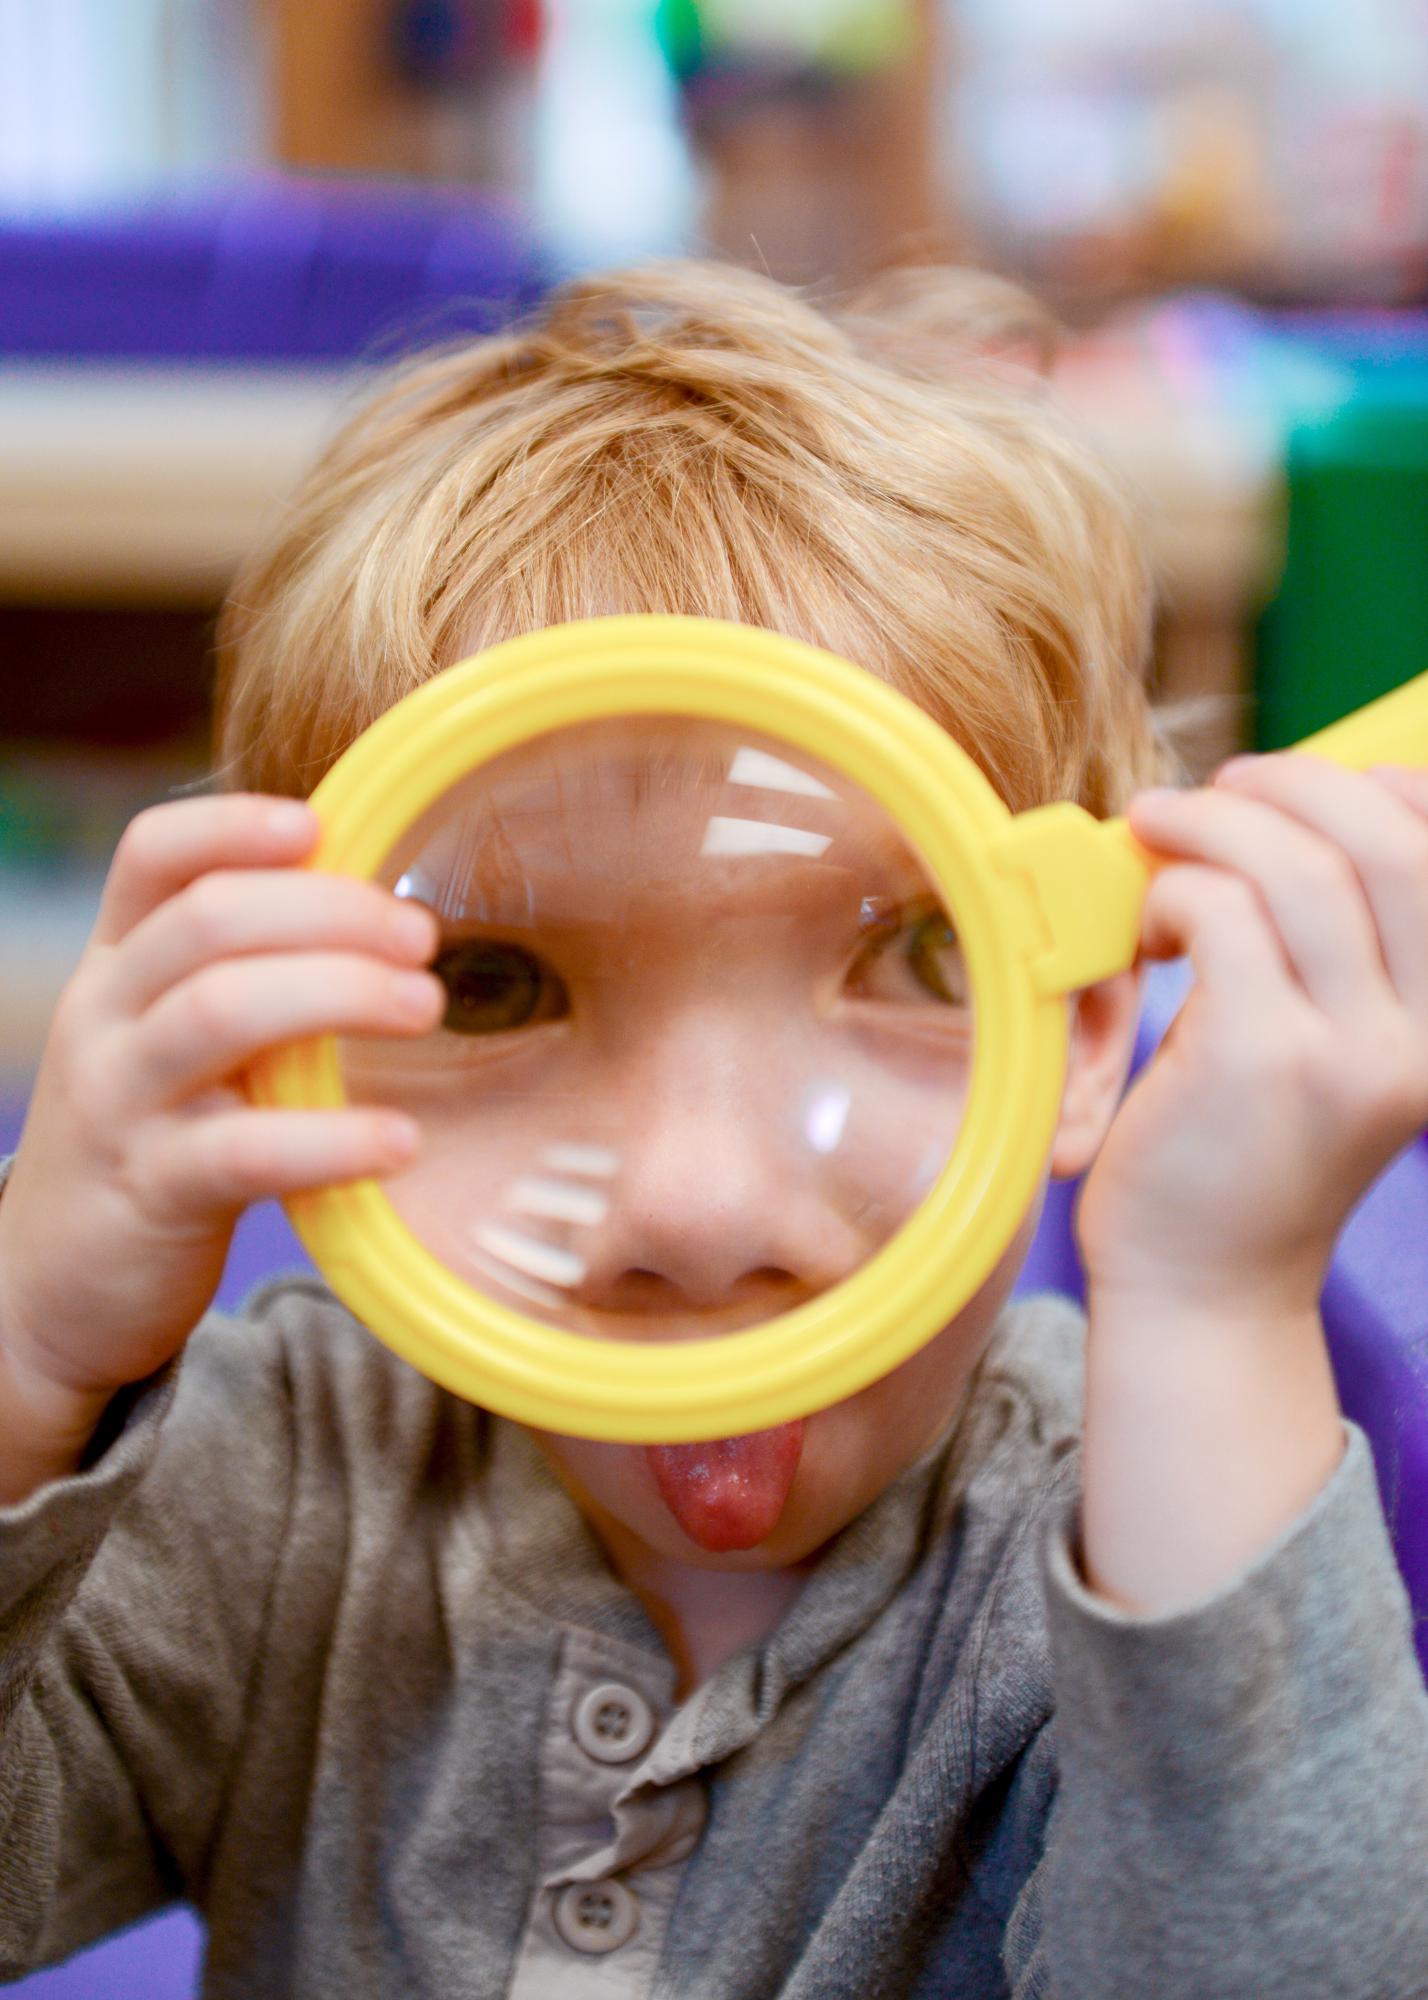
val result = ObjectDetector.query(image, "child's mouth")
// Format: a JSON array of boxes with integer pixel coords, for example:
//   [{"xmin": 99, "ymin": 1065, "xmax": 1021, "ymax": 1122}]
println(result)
[{"xmin": 646, "ymin": 1420, "xmax": 805, "ymax": 1551}]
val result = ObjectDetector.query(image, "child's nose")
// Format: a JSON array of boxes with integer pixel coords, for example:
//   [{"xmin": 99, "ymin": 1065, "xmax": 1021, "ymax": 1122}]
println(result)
[{"xmin": 567, "ymin": 1017, "xmax": 874, "ymax": 1318}]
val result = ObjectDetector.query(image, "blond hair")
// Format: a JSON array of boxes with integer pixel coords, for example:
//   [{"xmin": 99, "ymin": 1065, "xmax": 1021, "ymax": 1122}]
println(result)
[{"xmin": 215, "ymin": 259, "xmax": 1167, "ymax": 815}]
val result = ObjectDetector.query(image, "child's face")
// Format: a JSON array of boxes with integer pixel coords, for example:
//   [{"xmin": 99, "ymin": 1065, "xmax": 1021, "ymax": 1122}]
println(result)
[{"xmin": 341, "ymin": 716, "xmax": 1055, "ymax": 1564}]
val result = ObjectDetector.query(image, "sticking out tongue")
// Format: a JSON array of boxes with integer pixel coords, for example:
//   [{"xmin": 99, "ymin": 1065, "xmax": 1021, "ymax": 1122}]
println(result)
[{"xmin": 646, "ymin": 1421, "xmax": 805, "ymax": 1552}]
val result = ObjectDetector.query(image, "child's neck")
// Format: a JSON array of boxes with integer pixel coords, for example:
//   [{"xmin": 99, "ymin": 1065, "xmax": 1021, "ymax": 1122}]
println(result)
[{"xmin": 591, "ymin": 1512, "xmax": 815, "ymax": 1698}]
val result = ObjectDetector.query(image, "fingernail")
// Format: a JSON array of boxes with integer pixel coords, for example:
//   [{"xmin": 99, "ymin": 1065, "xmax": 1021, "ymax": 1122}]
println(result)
[
  {"xmin": 266, "ymin": 799, "xmax": 315, "ymax": 838},
  {"xmin": 396, "ymin": 971, "xmax": 443, "ymax": 1021},
  {"xmin": 380, "ymin": 1114, "xmax": 420, "ymax": 1158},
  {"xmin": 1130, "ymin": 787, "xmax": 1183, "ymax": 812},
  {"xmin": 1214, "ymin": 755, "xmax": 1260, "ymax": 785},
  {"xmin": 393, "ymin": 904, "xmax": 438, "ymax": 956}
]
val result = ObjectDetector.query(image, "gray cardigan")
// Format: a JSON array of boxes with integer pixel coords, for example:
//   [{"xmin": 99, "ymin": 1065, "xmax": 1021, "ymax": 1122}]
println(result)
[{"xmin": 2, "ymin": 1278, "xmax": 1427, "ymax": 1998}]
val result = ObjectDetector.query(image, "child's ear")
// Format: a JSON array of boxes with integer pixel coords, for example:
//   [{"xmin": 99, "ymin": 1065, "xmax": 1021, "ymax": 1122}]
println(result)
[{"xmin": 1049, "ymin": 969, "xmax": 1144, "ymax": 1180}]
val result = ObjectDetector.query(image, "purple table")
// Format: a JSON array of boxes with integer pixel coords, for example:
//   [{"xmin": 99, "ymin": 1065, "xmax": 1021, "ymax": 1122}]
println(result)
[{"xmin": 0, "ymin": 179, "xmax": 542, "ymax": 365}]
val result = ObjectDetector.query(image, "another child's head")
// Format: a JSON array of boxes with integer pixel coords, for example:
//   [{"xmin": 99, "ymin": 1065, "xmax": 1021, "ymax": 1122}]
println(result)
[{"xmin": 216, "ymin": 259, "xmax": 1166, "ymax": 1569}]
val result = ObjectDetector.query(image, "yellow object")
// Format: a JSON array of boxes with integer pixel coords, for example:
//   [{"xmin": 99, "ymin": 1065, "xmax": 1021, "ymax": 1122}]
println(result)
[
  {"xmin": 1294, "ymin": 673, "xmax": 1428, "ymax": 769},
  {"xmin": 246, "ymin": 618, "xmax": 1428, "ymax": 1441}
]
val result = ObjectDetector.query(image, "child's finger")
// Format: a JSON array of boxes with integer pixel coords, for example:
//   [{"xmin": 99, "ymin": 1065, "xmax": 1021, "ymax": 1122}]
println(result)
[
  {"xmin": 1366, "ymin": 765, "xmax": 1428, "ymax": 828},
  {"xmin": 141, "ymin": 1106, "xmax": 421, "ymax": 1218},
  {"xmin": 1366, "ymin": 765, "xmax": 1428, "ymax": 804},
  {"xmin": 1129, "ymin": 783, "xmax": 1386, "ymax": 1021},
  {"xmin": 1139, "ymin": 860, "xmax": 1297, "ymax": 1031},
  {"xmin": 107, "ymin": 871, "xmax": 439, "ymax": 1017},
  {"xmin": 129, "ymin": 953, "xmax": 446, "ymax": 1106},
  {"xmin": 94, "ymin": 795, "xmax": 318, "ymax": 948},
  {"xmin": 1213, "ymin": 756, "xmax": 1428, "ymax": 1011}
]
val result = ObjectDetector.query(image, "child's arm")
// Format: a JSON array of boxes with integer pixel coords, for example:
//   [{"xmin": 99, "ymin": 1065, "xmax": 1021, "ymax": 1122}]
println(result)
[
  {"xmin": 1009, "ymin": 1416, "xmax": 1428, "ymax": 1998},
  {"xmin": 0, "ymin": 793, "xmax": 443, "ymax": 1503},
  {"xmin": 0, "ymin": 794, "xmax": 443, "ymax": 1969},
  {"xmin": 1000, "ymin": 756, "xmax": 1428, "ymax": 1992},
  {"xmin": 1076, "ymin": 756, "xmax": 1428, "ymax": 1611},
  {"xmin": 0, "ymin": 1291, "xmax": 304, "ymax": 1976},
  {"xmin": 1010, "ymin": 756, "xmax": 1428, "ymax": 1995}
]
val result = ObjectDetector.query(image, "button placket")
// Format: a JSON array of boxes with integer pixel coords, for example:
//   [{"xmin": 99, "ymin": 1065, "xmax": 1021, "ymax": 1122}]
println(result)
[{"xmin": 507, "ymin": 1632, "xmax": 684, "ymax": 1998}]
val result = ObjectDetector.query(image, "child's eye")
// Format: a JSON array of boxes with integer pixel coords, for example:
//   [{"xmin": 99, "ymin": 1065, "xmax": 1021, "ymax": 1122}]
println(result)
[
  {"xmin": 846, "ymin": 900, "xmax": 969, "ymax": 1008},
  {"xmin": 433, "ymin": 940, "xmax": 570, "ymax": 1036}
]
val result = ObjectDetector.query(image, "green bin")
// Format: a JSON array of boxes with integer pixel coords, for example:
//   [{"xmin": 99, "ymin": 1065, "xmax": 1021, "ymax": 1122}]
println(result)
[{"xmin": 1257, "ymin": 379, "xmax": 1428, "ymax": 748}]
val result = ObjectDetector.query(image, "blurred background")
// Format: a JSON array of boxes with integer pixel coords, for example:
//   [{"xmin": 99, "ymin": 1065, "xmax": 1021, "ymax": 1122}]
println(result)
[{"xmin": 0, "ymin": 4, "xmax": 1426, "ymax": 1992}]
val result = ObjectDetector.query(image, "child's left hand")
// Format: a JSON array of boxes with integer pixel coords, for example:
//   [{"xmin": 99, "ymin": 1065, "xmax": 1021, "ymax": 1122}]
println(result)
[{"xmin": 1076, "ymin": 756, "xmax": 1428, "ymax": 1318}]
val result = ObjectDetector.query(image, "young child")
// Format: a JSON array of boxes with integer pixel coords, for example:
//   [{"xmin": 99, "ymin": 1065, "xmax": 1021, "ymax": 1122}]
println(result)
[{"xmin": 2, "ymin": 260, "xmax": 1427, "ymax": 1998}]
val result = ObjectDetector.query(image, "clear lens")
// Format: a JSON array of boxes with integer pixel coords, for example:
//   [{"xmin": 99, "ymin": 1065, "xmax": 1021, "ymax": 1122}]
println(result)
[{"xmin": 338, "ymin": 717, "xmax": 975, "ymax": 1340}]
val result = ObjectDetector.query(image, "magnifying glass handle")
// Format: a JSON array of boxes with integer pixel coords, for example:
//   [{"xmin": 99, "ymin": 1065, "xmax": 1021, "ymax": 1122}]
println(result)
[
  {"xmin": 1101, "ymin": 665, "xmax": 1428, "ymax": 866},
  {"xmin": 1018, "ymin": 668, "xmax": 1428, "ymax": 995},
  {"xmin": 1292, "ymin": 667, "xmax": 1428, "ymax": 770}
]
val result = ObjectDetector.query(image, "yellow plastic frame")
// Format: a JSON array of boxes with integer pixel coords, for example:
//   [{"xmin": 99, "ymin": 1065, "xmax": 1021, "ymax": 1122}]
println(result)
[{"xmin": 246, "ymin": 618, "xmax": 1428, "ymax": 1441}]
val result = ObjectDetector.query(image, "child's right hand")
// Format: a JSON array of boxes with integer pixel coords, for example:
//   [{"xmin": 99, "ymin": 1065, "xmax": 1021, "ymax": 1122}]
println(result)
[{"xmin": 0, "ymin": 795, "xmax": 443, "ymax": 1453}]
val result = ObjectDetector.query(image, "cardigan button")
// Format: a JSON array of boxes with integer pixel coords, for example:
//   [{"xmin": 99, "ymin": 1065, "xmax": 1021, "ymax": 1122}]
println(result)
[
  {"xmin": 553, "ymin": 1878, "xmax": 641, "ymax": 1954},
  {"xmin": 573, "ymin": 1681, "xmax": 656, "ymax": 1764}
]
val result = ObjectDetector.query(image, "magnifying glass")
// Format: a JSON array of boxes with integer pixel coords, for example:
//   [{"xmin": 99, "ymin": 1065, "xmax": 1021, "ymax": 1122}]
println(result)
[{"xmin": 245, "ymin": 617, "xmax": 1428, "ymax": 1442}]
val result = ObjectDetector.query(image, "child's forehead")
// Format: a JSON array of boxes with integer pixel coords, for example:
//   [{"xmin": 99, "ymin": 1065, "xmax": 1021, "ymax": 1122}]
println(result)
[
  {"xmin": 384, "ymin": 719, "xmax": 936, "ymax": 918},
  {"xmin": 459, "ymin": 718, "xmax": 839, "ymax": 815}
]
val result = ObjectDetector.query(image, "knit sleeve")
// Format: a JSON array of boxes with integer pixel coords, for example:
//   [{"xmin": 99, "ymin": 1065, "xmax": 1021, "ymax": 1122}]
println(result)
[
  {"xmin": 1004, "ymin": 1422, "xmax": 1428, "ymax": 1999},
  {"xmin": 0, "ymin": 1295, "xmax": 300, "ymax": 1978}
]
